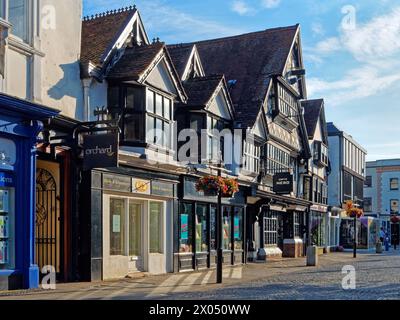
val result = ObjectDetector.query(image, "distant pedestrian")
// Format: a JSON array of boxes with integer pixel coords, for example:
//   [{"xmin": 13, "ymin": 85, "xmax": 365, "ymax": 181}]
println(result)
[{"xmin": 379, "ymin": 227, "xmax": 386, "ymax": 243}]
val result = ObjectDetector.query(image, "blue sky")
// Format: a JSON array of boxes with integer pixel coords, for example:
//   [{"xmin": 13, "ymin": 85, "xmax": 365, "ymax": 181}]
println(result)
[{"xmin": 83, "ymin": 0, "xmax": 400, "ymax": 161}]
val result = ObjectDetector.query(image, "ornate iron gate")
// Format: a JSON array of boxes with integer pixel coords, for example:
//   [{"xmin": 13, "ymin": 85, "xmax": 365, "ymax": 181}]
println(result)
[{"xmin": 36, "ymin": 168, "xmax": 61, "ymax": 277}]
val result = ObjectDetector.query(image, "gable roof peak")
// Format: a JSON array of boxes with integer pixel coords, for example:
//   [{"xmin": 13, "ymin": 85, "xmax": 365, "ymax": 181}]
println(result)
[{"xmin": 82, "ymin": 5, "xmax": 137, "ymax": 22}]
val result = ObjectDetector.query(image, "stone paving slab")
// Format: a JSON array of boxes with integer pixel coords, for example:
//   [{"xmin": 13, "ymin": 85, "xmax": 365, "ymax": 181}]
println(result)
[{"xmin": 1, "ymin": 250, "xmax": 399, "ymax": 300}]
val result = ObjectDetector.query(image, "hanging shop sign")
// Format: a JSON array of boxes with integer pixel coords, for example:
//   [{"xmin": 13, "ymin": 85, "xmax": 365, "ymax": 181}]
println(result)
[
  {"xmin": 83, "ymin": 134, "xmax": 118, "ymax": 170},
  {"xmin": 0, "ymin": 138, "xmax": 16, "ymax": 171},
  {"xmin": 273, "ymin": 172, "xmax": 293, "ymax": 194}
]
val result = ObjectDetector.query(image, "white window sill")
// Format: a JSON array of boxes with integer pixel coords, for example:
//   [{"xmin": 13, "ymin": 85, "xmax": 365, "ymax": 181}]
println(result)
[{"xmin": 7, "ymin": 35, "xmax": 45, "ymax": 57}]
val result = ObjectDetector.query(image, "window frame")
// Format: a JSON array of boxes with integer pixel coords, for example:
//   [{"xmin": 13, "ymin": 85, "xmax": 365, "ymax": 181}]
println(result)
[
  {"xmin": 365, "ymin": 176, "xmax": 372, "ymax": 188},
  {"xmin": 8, "ymin": 0, "xmax": 32, "ymax": 44},
  {"xmin": 390, "ymin": 199, "xmax": 399, "ymax": 215},
  {"xmin": 390, "ymin": 178, "xmax": 399, "ymax": 191},
  {"xmin": 363, "ymin": 197, "xmax": 372, "ymax": 212},
  {"xmin": 263, "ymin": 211, "xmax": 279, "ymax": 247}
]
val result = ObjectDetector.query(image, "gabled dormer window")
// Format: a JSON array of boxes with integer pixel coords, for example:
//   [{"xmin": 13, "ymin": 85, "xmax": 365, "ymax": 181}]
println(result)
[
  {"xmin": 107, "ymin": 85, "xmax": 174, "ymax": 150},
  {"xmin": 313, "ymin": 141, "xmax": 328, "ymax": 167},
  {"xmin": 146, "ymin": 89, "xmax": 173, "ymax": 149}
]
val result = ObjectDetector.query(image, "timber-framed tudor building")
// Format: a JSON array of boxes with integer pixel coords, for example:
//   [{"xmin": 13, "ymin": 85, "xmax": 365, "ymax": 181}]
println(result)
[{"xmin": 0, "ymin": 2, "xmax": 368, "ymax": 290}]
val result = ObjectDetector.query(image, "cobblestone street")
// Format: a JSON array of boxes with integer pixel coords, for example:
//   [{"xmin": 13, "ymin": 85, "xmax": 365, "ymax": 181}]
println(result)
[{"xmin": 1, "ymin": 251, "xmax": 399, "ymax": 300}]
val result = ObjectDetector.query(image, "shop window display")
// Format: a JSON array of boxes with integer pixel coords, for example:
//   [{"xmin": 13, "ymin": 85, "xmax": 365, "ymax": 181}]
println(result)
[
  {"xmin": 222, "ymin": 207, "xmax": 232, "ymax": 250},
  {"xmin": 195, "ymin": 204, "xmax": 208, "ymax": 252},
  {"xmin": 234, "ymin": 207, "xmax": 243, "ymax": 250},
  {"xmin": 179, "ymin": 203, "xmax": 193, "ymax": 253}
]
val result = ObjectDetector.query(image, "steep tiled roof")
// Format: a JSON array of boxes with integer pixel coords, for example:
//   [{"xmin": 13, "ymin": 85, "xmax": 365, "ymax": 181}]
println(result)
[
  {"xmin": 302, "ymin": 99, "xmax": 324, "ymax": 138},
  {"xmin": 167, "ymin": 44, "xmax": 194, "ymax": 79},
  {"xmin": 177, "ymin": 25, "xmax": 299, "ymax": 128},
  {"xmin": 179, "ymin": 75, "xmax": 224, "ymax": 107},
  {"xmin": 81, "ymin": 7, "xmax": 137, "ymax": 67},
  {"xmin": 107, "ymin": 42, "xmax": 165, "ymax": 80}
]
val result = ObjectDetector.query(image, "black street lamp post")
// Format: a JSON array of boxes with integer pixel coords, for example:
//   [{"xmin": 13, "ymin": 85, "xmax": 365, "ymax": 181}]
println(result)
[{"xmin": 216, "ymin": 162, "xmax": 223, "ymax": 284}]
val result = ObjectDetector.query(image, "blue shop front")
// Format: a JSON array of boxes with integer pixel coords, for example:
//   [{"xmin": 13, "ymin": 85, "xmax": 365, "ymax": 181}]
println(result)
[{"xmin": 0, "ymin": 93, "xmax": 59, "ymax": 290}]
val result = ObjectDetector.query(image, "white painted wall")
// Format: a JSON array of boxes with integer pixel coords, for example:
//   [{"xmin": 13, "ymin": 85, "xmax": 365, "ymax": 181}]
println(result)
[{"xmin": 1, "ymin": 0, "xmax": 83, "ymax": 119}]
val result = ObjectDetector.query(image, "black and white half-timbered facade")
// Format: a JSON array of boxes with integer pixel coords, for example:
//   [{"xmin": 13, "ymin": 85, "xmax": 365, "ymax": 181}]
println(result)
[
  {"xmin": 302, "ymin": 99, "xmax": 336, "ymax": 250},
  {"xmin": 76, "ymin": 5, "xmax": 331, "ymax": 281}
]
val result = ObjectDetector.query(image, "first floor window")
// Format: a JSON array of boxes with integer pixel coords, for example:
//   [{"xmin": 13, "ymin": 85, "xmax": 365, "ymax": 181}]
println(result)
[
  {"xmin": 149, "ymin": 202, "xmax": 163, "ymax": 253},
  {"xmin": 9, "ymin": 0, "xmax": 29, "ymax": 43},
  {"xmin": 390, "ymin": 178, "xmax": 399, "ymax": 190},
  {"xmin": 263, "ymin": 211, "xmax": 278, "ymax": 246},
  {"xmin": 110, "ymin": 198, "xmax": 126, "ymax": 256},
  {"xmin": 364, "ymin": 198, "xmax": 372, "ymax": 212},
  {"xmin": 390, "ymin": 199, "xmax": 399, "ymax": 215},
  {"xmin": 243, "ymin": 141, "xmax": 260, "ymax": 173},
  {"xmin": 365, "ymin": 176, "xmax": 372, "ymax": 188}
]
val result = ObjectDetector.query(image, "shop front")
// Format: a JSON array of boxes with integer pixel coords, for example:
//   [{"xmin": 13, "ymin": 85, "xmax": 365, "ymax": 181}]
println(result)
[
  {"xmin": 175, "ymin": 176, "xmax": 246, "ymax": 272},
  {"xmin": 80, "ymin": 168, "xmax": 179, "ymax": 281},
  {"xmin": 0, "ymin": 94, "xmax": 59, "ymax": 290},
  {"xmin": 340, "ymin": 217, "xmax": 378, "ymax": 250},
  {"xmin": 309, "ymin": 205, "xmax": 328, "ymax": 248}
]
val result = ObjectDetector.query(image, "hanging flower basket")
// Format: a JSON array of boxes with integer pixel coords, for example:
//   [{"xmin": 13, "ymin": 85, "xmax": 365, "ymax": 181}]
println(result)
[
  {"xmin": 221, "ymin": 178, "xmax": 239, "ymax": 198},
  {"xmin": 196, "ymin": 176, "xmax": 224, "ymax": 197},
  {"xmin": 345, "ymin": 200, "xmax": 364, "ymax": 219},
  {"xmin": 391, "ymin": 215, "xmax": 400, "ymax": 224}
]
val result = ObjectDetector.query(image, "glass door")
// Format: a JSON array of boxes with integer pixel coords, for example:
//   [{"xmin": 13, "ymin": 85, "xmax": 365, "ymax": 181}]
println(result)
[{"xmin": 129, "ymin": 202, "xmax": 142, "ymax": 257}]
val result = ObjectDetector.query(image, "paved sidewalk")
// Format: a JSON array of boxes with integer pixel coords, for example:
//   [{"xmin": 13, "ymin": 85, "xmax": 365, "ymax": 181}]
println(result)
[{"xmin": 1, "ymin": 250, "xmax": 399, "ymax": 300}]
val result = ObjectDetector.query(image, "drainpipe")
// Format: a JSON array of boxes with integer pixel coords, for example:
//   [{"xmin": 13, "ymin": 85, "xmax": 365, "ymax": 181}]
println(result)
[{"xmin": 82, "ymin": 78, "xmax": 92, "ymax": 121}]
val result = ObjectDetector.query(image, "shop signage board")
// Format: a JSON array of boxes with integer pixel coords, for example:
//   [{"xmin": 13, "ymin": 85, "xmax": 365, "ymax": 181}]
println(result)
[
  {"xmin": 273, "ymin": 172, "xmax": 293, "ymax": 194},
  {"xmin": 151, "ymin": 181, "xmax": 174, "ymax": 197},
  {"xmin": 103, "ymin": 174, "xmax": 131, "ymax": 192},
  {"xmin": 83, "ymin": 134, "xmax": 119, "ymax": 170},
  {"xmin": 0, "ymin": 172, "xmax": 14, "ymax": 188}
]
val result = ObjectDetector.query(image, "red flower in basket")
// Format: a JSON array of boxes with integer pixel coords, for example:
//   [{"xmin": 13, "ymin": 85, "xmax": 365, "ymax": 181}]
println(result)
[{"xmin": 391, "ymin": 215, "xmax": 400, "ymax": 223}]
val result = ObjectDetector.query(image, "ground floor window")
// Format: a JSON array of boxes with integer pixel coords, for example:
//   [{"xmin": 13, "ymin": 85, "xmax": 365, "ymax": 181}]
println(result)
[
  {"xmin": 293, "ymin": 212, "xmax": 302, "ymax": 238},
  {"xmin": 110, "ymin": 198, "xmax": 126, "ymax": 255},
  {"xmin": 234, "ymin": 208, "xmax": 244, "ymax": 250},
  {"xmin": 178, "ymin": 202, "xmax": 245, "ymax": 254},
  {"xmin": 179, "ymin": 203, "xmax": 193, "ymax": 253},
  {"xmin": 310, "ymin": 211, "xmax": 326, "ymax": 246},
  {"xmin": 222, "ymin": 206, "xmax": 232, "ymax": 250},
  {"xmin": 109, "ymin": 197, "xmax": 163, "ymax": 256},
  {"xmin": 149, "ymin": 202, "xmax": 163, "ymax": 253},
  {"xmin": 263, "ymin": 210, "xmax": 279, "ymax": 246},
  {"xmin": 195, "ymin": 204, "xmax": 208, "ymax": 252}
]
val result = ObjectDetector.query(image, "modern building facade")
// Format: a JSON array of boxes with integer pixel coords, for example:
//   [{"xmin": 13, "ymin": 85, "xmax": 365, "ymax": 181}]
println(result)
[
  {"xmin": 327, "ymin": 123, "xmax": 367, "ymax": 208},
  {"xmin": 364, "ymin": 159, "xmax": 400, "ymax": 246},
  {"xmin": 327, "ymin": 122, "xmax": 367, "ymax": 249}
]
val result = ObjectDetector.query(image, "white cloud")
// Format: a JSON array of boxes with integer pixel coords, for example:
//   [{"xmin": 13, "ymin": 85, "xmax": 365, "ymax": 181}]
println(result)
[
  {"xmin": 314, "ymin": 37, "xmax": 341, "ymax": 54},
  {"xmin": 311, "ymin": 22, "xmax": 325, "ymax": 36},
  {"xmin": 308, "ymin": 6, "xmax": 400, "ymax": 105},
  {"xmin": 261, "ymin": 0, "xmax": 281, "ymax": 9},
  {"xmin": 231, "ymin": 0, "xmax": 255, "ymax": 16}
]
